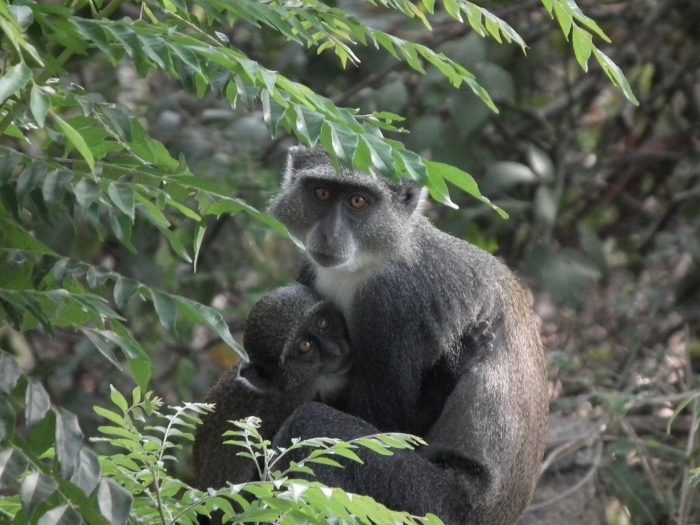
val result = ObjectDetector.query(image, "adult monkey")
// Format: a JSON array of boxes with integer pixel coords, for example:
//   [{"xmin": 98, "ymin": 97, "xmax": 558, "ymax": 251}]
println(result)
[{"xmin": 267, "ymin": 146, "xmax": 548, "ymax": 525}]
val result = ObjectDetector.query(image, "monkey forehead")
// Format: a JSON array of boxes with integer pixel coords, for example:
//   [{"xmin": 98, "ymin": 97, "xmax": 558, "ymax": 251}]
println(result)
[
  {"xmin": 243, "ymin": 285, "xmax": 319, "ymax": 359},
  {"xmin": 305, "ymin": 298, "xmax": 341, "ymax": 320},
  {"xmin": 287, "ymin": 146, "xmax": 389, "ymax": 189}
]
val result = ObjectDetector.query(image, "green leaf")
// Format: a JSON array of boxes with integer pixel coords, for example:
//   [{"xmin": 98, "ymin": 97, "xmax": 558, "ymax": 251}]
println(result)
[
  {"xmin": 307, "ymin": 457, "xmax": 344, "ymax": 468},
  {"xmin": 108, "ymin": 210, "xmax": 136, "ymax": 253},
  {"xmin": 173, "ymin": 296, "xmax": 246, "ymax": 359},
  {"xmin": 42, "ymin": 169, "xmax": 71, "ymax": 204},
  {"xmin": 136, "ymin": 196, "xmax": 170, "ymax": 228},
  {"xmin": 151, "ymin": 290, "xmax": 178, "ymax": 332},
  {"xmin": 26, "ymin": 412, "xmax": 56, "ymax": 459},
  {"xmin": 70, "ymin": 447, "xmax": 101, "ymax": 496},
  {"xmin": 10, "ymin": 5, "xmax": 34, "ymax": 31},
  {"xmin": 193, "ymin": 225, "xmax": 206, "ymax": 274},
  {"xmin": 20, "ymin": 472, "xmax": 58, "ymax": 518},
  {"xmin": 592, "ymin": 48, "xmax": 639, "ymax": 105},
  {"xmin": 0, "ymin": 217, "xmax": 57, "ymax": 256},
  {"xmin": 295, "ymin": 105, "xmax": 324, "ymax": 147},
  {"xmin": 0, "ymin": 63, "xmax": 31, "ymax": 105},
  {"xmin": 571, "ymin": 25, "xmax": 593, "ymax": 71},
  {"xmin": 552, "ymin": 1, "xmax": 573, "ymax": 39},
  {"xmin": 113, "ymin": 276, "xmax": 138, "ymax": 311},
  {"xmin": 427, "ymin": 161, "xmax": 508, "ymax": 218},
  {"xmin": 25, "ymin": 379, "xmax": 51, "ymax": 428},
  {"xmin": 51, "ymin": 113, "xmax": 95, "ymax": 171},
  {"xmin": 109, "ymin": 385, "xmax": 129, "ymax": 413},
  {"xmin": 443, "ymin": 0, "xmax": 462, "ymax": 21},
  {"xmin": 0, "ymin": 449, "xmax": 28, "ymax": 491},
  {"xmin": 83, "ymin": 329, "xmax": 123, "ymax": 371},
  {"xmin": 329, "ymin": 446, "xmax": 363, "ymax": 464},
  {"xmin": 55, "ymin": 408, "xmax": 83, "ymax": 479},
  {"xmin": 320, "ymin": 122, "xmax": 359, "ymax": 164},
  {"xmin": 128, "ymin": 359, "xmax": 151, "ymax": 393},
  {"xmin": 30, "ymin": 84, "xmax": 50, "ymax": 128},
  {"xmin": 159, "ymin": 226, "xmax": 192, "ymax": 263},
  {"xmin": 107, "ymin": 182, "xmax": 136, "ymax": 221},
  {"xmin": 425, "ymin": 164, "xmax": 456, "ymax": 209},
  {"xmin": 0, "ymin": 397, "xmax": 15, "ymax": 444},
  {"xmin": 97, "ymin": 478, "xmax": 132, "ymax": 525},
  {"xmin": 36, "ymin": 504, "xmax": 81, "ymax": 525},
  {"xmin": 0, "ymin": 351, "xmax": 22, "ymax": 395},
  {"xmin": 102, "ymin": 323, "xmax": 151, "ymax": 390},
  {"xmin": 73, "ymin": 179, "xmax": 100, "ymax": 209},
  {"xmin": 93, "ymin": 406, "xmax": 126, "ymax": 426}
]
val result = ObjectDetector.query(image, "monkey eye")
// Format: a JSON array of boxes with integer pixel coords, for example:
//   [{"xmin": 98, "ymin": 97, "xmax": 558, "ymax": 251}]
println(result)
[
  {"xmin": 298, "ymin": 340, "xmax": 314, "ymax": 354},
  {"xmin": 314, "ymin": 187, "xmax": 332, "ymax": 202},
  {"xmin": 315, "ymin": 316, "xmax": 329, "ymax": 331},
  {"xmin": 349, "ymin": 194, "xmax": 369, "ymax": 211}
]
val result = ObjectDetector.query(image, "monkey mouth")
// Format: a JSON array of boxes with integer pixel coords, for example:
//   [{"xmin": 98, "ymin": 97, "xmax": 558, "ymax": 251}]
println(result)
[{"xmin": 309, "ymin": 249, "xmax": 349, "ymax": 268}]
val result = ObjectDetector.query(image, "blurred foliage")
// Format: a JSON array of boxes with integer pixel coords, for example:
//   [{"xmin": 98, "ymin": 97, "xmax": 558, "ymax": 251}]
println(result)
[{"xmin": 0, "ymin": 0, "xmax": 698, "ymax": 524}]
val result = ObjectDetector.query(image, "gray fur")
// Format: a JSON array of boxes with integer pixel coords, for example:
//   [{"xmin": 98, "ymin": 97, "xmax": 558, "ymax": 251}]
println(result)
[
  {"xmin": 193, "ymin": 284, "xmax": 351, "ymax": 490},
  {"xmin": 267, "ymin": 147, "xmax": 549, "ymax": 525}
]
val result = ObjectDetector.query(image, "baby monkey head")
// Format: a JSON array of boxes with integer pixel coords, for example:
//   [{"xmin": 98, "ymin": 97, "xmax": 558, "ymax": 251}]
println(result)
[{"xmin": 243, "ymin": 284, "xmax": 352, "ymax": 403}]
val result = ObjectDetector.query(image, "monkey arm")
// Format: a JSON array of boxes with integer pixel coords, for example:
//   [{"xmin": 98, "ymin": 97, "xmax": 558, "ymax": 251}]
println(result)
[
  {"xmin": 424, "ymin": 333, "xmax": 547, "ymax": 525},
  {"xmin": 272, "ymin": 402, "xmax": 481, "ymax": 525},
  {"xmin": 414, "ymin": 320, "xmax": 497, "ymax": 435}
]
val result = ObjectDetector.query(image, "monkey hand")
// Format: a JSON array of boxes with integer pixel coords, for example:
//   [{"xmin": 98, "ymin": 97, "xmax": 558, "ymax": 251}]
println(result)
[{"xmin": 464, "ymin": 320, "xmax": 495, "ymax": 353}]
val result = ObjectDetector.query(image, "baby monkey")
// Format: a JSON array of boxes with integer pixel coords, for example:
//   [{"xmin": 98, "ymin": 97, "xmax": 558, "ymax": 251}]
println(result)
[{"xmin": 193, "ymin": 284, "xmax": 351, "ymax": 489}]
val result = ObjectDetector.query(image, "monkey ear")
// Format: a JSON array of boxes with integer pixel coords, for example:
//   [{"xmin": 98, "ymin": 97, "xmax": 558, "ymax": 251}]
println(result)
[
  {"xmin": 394, "ymin": 182, "xmax": 428, "ymax": 216},
  {"xmin": 283, "ymin": 146, "xmax": 329, "ymax": 185}
]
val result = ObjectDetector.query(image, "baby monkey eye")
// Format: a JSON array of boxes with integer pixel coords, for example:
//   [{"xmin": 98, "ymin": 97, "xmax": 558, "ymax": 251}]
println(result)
[
  {"xmin": 298, "ymin": 340, "xmax": 314, "ymax": 354},
  {"xmin": 315, "ymin": 316, "xmax": 329, "ymax": 331},
  {"xmin": 314, "ymin": 187, "xmax": 332, "ymax": 202},
  {"xmin": 349, "ymin": 194, "xmax": 368, "ymax": 210}
]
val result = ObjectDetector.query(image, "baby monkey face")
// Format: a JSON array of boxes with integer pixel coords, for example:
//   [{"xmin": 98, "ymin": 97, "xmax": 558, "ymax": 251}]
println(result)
[{"xmin": 281, "ymin": 301, "xmax": 352, "ymax": 401}]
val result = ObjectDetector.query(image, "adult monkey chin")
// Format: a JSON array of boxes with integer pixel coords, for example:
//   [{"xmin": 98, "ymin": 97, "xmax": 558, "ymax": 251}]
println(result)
[{"xmin": 267, "ymin": 146, "xmax": 548, "ymax": 525}]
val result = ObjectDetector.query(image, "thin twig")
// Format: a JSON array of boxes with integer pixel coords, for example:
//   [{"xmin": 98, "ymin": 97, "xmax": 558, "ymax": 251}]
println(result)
[
  {"xmin": 678, "ymin": 328, "xmax": 699, "ymax": 525},
  {"xmin": 527, "ymin": 439, "xmax": 604, "ymax": 512},
  {"xmin": 618, "ymin": 417, "xmax": 668, "ymax": 505}
]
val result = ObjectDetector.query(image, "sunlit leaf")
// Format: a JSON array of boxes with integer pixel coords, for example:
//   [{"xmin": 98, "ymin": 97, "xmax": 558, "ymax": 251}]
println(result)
[
  {"xmin": 36, "ymin": 504, "xmax": 82, "ymax": 525},
  {"xmin": 25, "ymin": 379, "xmax": 51, "ymax": 428},
  {"xmin": 97, "ymin": 478, "xmax": 132, "ymax": 525},
  {"xmin": 30, "ymin": 84, "xmax": 50, "ymax": 128},
  {"xmin": 151, "ymin": 290, "xmax": 178, "ymax": 332},
  {"xmin": 571, "ymin": 25, "xmax": 593, "ymax": 71},
  {"xmin": 107, "ymin": 182, "xmax": 136, "ymax": 221},
  {"xmin": 0, "ymin": 352, "xmax": 22, "ymax": 395},
  {"xmin": 70, "ymin": 447, "xmax": 101, "ymax": 496},
  {"xmin": 51, "ymin": 113, "xmax": 95, "ymax": 171},
  {"xmin": 0, "ymin": 63, "xmax": 31, "ymax": 105},
  {"xmin": 55, "ymin": 408, "xmax": 83, "ymax": 479},
  {"xmin": 20, "ymin": 472, "xmax": 58, "ymax": 518},
  {"xmin": 0, "ymin": 448, "xmax": 27, "ymax": 490}
]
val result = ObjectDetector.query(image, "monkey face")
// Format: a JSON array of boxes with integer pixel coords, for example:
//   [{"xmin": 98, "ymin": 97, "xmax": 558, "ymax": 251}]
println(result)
[
  {"xmin": 267, "ymin": 146, "xmax": 426, "ymax": 271},
  {"xmin": 279, "ymin": 301, "xmax": 352, "ymax": 402}
]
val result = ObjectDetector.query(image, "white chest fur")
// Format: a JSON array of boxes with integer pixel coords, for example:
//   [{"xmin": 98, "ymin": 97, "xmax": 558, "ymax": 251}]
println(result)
[
  {"xmin": 311, "ymin": 252, "xmax": 386, "ymax": 318},
  {"xmin": 314, "ymin": 267, "xmax": 360, "ymax": 318}
]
